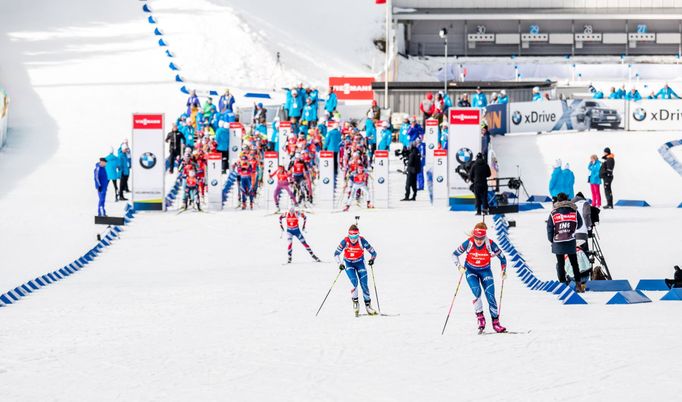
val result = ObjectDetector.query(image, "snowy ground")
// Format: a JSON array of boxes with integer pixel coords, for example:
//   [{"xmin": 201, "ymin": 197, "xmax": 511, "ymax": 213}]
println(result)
[
  {"xmin": 2, "ymin": 1, "xmax": 682, "ymax": 400},
  {"xmin": 1, "ymin": 163, "xmax": 682, "ymax": 400}
]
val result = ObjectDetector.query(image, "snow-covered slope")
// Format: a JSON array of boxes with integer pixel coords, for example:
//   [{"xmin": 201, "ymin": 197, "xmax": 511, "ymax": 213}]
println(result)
[
  {"xmin": 151, "ymin": 0, "xmax": 384, "ymax": 90},
  {"xmin": 0, "ymin": 0, "xmax": 183, "ymax": 291},
  {"xmin": 493, "ymin": 130, "xmax": 682, "ymax": 207}
]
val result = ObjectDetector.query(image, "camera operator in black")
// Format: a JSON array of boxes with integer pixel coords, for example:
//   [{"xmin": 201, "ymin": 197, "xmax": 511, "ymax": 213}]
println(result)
[
  {"xmin": 468, "ymin": 152, "xmax": 491, "ymax": 215},
  {"xmin": 401, "ymin": 139, "xmax": 422, "ymax": 201},
  {"xmin": 547, "ymin": 193, "xmax": 584, "ymax": 290},
  {"xmin": 600, "ymin": 147, "xmax": 615, "ymax": 209}
]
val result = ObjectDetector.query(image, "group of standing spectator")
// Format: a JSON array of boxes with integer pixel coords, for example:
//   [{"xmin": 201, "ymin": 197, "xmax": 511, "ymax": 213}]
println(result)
[
  {"xmin": 591, "ymin": 83, "xmax": 681, "ymax": 101},
  {"xmin": 94, "ymin": 140, "xmax": 132, "ymax": 216}
]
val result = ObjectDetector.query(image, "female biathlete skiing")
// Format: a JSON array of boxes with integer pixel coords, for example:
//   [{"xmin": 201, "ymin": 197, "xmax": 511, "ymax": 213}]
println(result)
[
  {"xmin": 334, "ymin": 224, "xmax": 378, "ymax": 316},
  {"xmin": 279, "ymin": 206, "xmax": 320, "ymax": 264},
  {"xmin": 452, "ymin": 222, "xmax": 508, "ymax": 334}
]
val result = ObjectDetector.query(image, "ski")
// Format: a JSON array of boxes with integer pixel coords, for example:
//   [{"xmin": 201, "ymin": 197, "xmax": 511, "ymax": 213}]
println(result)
[
  {"xmin": 358, "ymin": 313, "xmax": 400, "ymax": 317},
  {"xmin": 479, "ymin": 330, "xmax": 532, "ymax": 335}
]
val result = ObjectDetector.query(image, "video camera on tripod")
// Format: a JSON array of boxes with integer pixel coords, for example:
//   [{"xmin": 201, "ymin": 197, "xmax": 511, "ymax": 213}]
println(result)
[{"xmin": 586, "ymin": 206, "xmax": 612, "ymax": 280}]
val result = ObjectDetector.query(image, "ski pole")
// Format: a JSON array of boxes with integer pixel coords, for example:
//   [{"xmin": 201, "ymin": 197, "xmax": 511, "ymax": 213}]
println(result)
[
  {"xmin": 315, "ymin": 269, "xmax": 343, "ymax": 317},
  {"xmin": 498, "ymin": 272, "xmax": 506, "ymax": 318},
  {"xmin": 370, "ymin": 265, "xmax": 381, "ymax": 314},
  {"xmin": 441, "ymin": 271, "xmax": 465, "ymax": 336}
]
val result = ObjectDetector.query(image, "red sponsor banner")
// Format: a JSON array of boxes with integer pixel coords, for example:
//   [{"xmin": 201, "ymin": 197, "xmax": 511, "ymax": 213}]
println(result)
[
  {"xmin": 229, "ymin": 122, "xmax": 243, "ymax": 129},
  {"xmin": 374, "ymin": 150, "xmax": 389, "ymax": 158},
  {"xmin": 133, "ymin": 113, "xmax": 163, "ymax": 129},
  {"xmin": 207, "ymin": 152, "xmax": 222, "ymax": 161},
  {"xmin": 434, "ymin": 149, "xmax": 448, "ymax": 157},
  {"xmin": 265, "ymin": 151, "xmax": 279, "ymax": 158},
  {"xmin": 278, "ymin": 121, "xmax": 291, "ymax": 128},
  {"xmin": 319, "ymin": 151, "xmax": 334, "ymax": 158},
  {"xmin": 426, "ymin": 119, "xmax": 439, "ymax": 127},
  {"xmin": 552, "ymin": 212, "xmax": 577, "ymax": 224},
  {"xmin": 376, "ymin": 0, "xmax": 387, "ymax": 4},
  {"xmin": 449, "ymin": 109, "xmax": 481, "ymax": 125},
  {"xmin": 329, "ymin": 77, "xmax": 375, "ymax": 101}
]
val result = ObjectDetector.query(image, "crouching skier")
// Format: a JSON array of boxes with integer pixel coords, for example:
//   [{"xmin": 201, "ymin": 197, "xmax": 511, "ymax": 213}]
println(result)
[
  {"xmin": 279, "ymin": 206, "xmax": 320, "ymax": 264},
  {"xmin": 452, "ymin": 222, "xmax": 507, "ymax": 334},
  {"xmin": 334, "ymin": 224, "xmax": 378, "ymax": 316}
]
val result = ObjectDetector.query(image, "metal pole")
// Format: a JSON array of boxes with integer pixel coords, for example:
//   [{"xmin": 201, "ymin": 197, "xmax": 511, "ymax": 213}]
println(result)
[
  {"xmin": 444, "ymin": 37, "xmax": 448, "ymax": 95},
  {"xmin": 384, "ymin": 0, "xmax": 390, "ymax": 109}
]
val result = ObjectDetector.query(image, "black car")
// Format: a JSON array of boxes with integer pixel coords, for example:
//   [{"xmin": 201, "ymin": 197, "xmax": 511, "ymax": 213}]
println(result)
[{"xmin": 574, "ymin": 100, "xmax": 621, "ymax": 130}]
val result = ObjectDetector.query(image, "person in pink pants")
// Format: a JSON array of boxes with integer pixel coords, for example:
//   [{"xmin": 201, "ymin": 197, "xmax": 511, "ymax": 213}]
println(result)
[{"xmin": 588, "ymin": 154, "xmax": 602, "ymax": 208}]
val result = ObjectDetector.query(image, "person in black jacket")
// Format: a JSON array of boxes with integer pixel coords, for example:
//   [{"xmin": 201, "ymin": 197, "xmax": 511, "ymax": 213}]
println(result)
[
  {"xmin": 401, "ymin": 139, "xmax": 422, "ymax": 201},
  {"xmin": 468, "ymin": 153, "xmax": 491, "ymax": 215},
  {"xmin": 665, "ymin": 266, "xmax": 682, "ymax": 289},
  {"xmin": 165, "ymin": 123, "xmax": 185, "ymax": 174},
  {"xmin": 547, "ymin": 193, "xmax": 584, "ymax": 290},
  {"xmin": 599, "ymin": 147, "xmax": 615, "ymax": 209}
]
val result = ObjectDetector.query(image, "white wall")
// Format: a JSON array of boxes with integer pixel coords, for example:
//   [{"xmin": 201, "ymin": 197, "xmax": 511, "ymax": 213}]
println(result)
[{"xmin": 492, "ymin": 130, "xmax": 682, "ymax": 206}]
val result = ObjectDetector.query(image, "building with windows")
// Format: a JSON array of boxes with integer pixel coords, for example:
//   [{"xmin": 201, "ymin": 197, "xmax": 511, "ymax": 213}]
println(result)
[{"xmin": 393, "ymin": 1, "xmax": 682, "ymax": 57}]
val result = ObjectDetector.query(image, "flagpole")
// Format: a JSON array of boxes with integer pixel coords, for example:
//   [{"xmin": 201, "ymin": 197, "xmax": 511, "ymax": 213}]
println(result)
[{"xmin": 384, "ymin": 0, "xmax": 390, "ymax": 110}]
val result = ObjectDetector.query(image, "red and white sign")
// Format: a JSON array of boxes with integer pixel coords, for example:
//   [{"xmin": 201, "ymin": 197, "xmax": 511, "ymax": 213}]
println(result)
[
  {"xmin": 131, "ymin": 113, "xmax": 165, "ymax": 211},
  {"xmin": 133, "ymin": 113, "xmax": 163, "ymax": 129},
  {"xmin": 449, "ymin": 109, "xmax": 481, "ymax": 125},
  {"xmin": 424, "ymin": 118, "xmax": 439, "ymax": 169},
  {"xmin": 433, "ymin": 149, "xmax": 448, "ymax": 206},
  {"xmin": 373, "ymin": 150, "xmax": 389, "ymax": 208},
  {"xmin": 278, "ymin": 121, "xmax": 293, "ymax": 167},
  {"xmin": 263, "ymin": 151, "xmax": 279, "ymax": 210},
  {"xmin": 329, "ymin": 77, "xmax": 375, "ymax": 101},
  {"xmin": 317, "ymin": 151, "xmax": 334, "ymax": 206},
  {"xmin": 228, "ymin": 122, "xmax": 243, "ymax": 167},
  {"xmin": 448, "ymin": 108, "xmax": 482, "ymax": 196},
  {"xmin": 206, "ymin": 152, "xmax": 222, "ymax": 211}
]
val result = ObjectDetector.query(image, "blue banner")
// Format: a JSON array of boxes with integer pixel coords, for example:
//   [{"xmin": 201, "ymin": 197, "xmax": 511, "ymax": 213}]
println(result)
[{"xmin": 485, "ymin": 103, "xmax": 508, "ymax": 135}]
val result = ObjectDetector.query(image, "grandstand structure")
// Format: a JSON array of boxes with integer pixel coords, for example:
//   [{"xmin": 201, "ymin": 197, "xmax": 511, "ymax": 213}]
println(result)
[{"xmin": 393, "ymin": 0, "xmax": 682, "ymax": 57}]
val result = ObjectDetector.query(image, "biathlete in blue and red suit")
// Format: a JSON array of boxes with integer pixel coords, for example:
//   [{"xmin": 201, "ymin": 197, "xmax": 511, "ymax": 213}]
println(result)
[
  {"xmin": 279, "ymin": 206, "xmax": 320, "ymax": 264},
  {"xmin": 334, "ymin": 224, "xmax": 378, "ymax": 316},
  {"xmin": 452, "ymin": 222, "xmax": 508, "ymax": 333},
  {"xmin": 237, "ymin": 153, "xmax": 254, "ymax": 210}
]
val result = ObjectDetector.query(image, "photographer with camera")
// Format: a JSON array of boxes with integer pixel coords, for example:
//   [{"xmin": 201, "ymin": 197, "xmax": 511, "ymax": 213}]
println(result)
[
  {"xmin": 469, "ymin": 152, "xmax": 491, "ymax": 215},
  {"xmin": 547, "ymin": 193, "xmax": 584, "ymax": 291},
  {"xmin": 571, "ymin": 192, "xmax": 592, "ymax": 253},
  {"xmin": 400, "ymin": 139, "xmax": 422, "ymax": 201}
]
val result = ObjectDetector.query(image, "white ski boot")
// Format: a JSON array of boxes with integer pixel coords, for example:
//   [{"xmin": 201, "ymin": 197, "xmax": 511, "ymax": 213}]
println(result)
[
  {"xmin": 352, "ymin": 298, "xmax": 360, "ymax": 317},
  {"xmin": 364, "ymin": 301, "xmax": 377, "ymax": 316}
]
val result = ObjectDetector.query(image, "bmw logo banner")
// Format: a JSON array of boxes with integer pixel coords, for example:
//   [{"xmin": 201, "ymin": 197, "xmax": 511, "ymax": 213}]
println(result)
[
  {"xmin": 424, "ymin": 119, "xmax": 439, "ymax": 170},
  {"xmin": 131, "ymin": 113, "xmax": 166, "ymax": 211},
  {"xmin": 628, "ymin": 99, "xmax": 682, "ymax": 131},
  {"xmin": 448, "ymin": 108, "xmax": 481, "ymax": 197},
  {"xmin": 206, "ymin": 152, "xmax": 223, "ymax": 211}
]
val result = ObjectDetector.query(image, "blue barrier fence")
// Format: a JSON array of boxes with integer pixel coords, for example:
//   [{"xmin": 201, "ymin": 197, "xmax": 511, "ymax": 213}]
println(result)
[
  {"xmin": 0, "ymin": 205, "xmax": 137, "ymax": 308},
  {"xmin": 493, "ymin": 214, "xmax": 588, "ymax": 305}
]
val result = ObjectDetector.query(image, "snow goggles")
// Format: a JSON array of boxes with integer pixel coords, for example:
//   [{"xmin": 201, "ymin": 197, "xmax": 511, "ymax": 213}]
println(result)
[
  {"xmin": 348, "ymin": 230, "xmax": 359, "ymax": 240},
  {"xmin": 473, "ymin": 228, "xmax": 487, "ymax": 239}
]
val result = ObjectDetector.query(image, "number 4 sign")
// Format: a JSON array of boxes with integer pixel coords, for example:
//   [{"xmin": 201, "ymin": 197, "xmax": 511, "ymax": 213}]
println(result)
[{"xmin": 373, "ymin": 150, "xmax": 389, "ymax": 208}]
